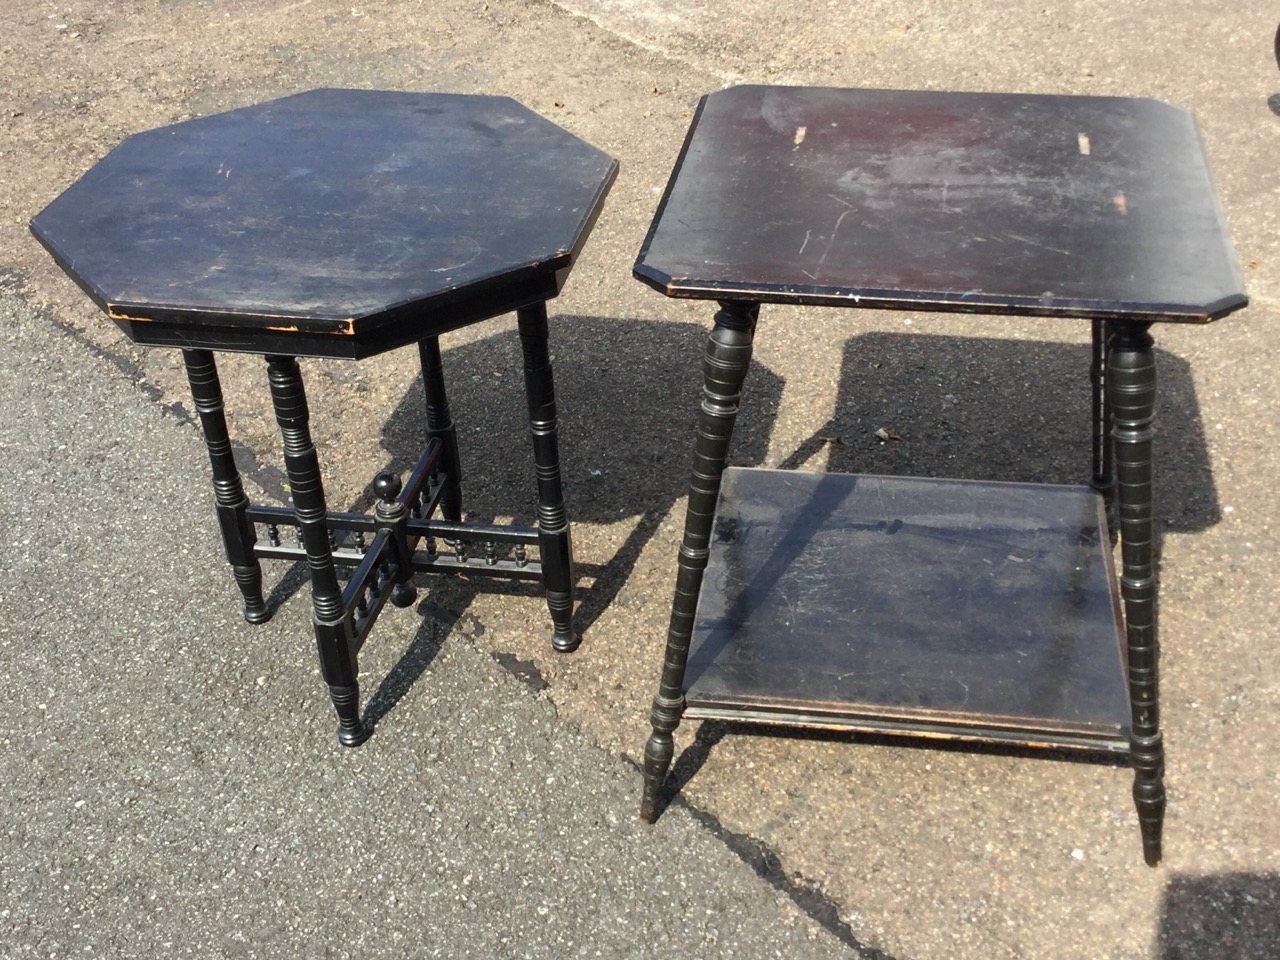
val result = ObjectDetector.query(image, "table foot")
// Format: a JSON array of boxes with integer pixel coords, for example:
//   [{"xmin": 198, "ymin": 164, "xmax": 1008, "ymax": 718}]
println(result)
[
  {"xmin": 544, "ymin": 566, "xmax": 578, "ymax": 652},
  {"xmin": 236, "ymin": 567, "xmax": 273, "ymax": 624},
  {"xmin": 639, "ymin": 717, "xmax": 679, "ymax": 823},
  {"xmin": 639, "ymin": 300, "xmax": 758, "ymax": 823},
  {"xmin": 549, "ymin": 614, "xmax": 581, "ymax": 654},
  {"xmin": 1134, "ymin": 732, "xmax": 1165, "ymax": 865},
  {"xmin": 330, "ymin": 683, "xmax": 372, "ymax": 747}
]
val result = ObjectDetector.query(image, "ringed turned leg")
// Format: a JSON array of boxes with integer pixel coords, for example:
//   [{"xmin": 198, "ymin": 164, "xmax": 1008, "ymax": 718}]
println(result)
[
  {"xmin": 640, "ymin": 300, "xmax": 758, "ymax": 823},
  {"xmin": 517, "ymin": 302, "xmax": 579, "ymax": 653},
  {"xmin": 1107, "ymin": 322, "xmax": 1164, "ymax": 865},
  {"xmin": 183, "ymin": 349, "xmax": 269, "ymax": 624},
  {"xmin": 266, "ymin": 355, "xmax": 368, "ymax": 747},
  {"xmin": 418, "ymin": 336, "xmax": 463, "ymax": 522}
]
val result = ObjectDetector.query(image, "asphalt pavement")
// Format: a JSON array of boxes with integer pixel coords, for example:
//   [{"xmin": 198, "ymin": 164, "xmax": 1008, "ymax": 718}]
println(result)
[
  {"xmin": 0, "ymin": 288, "xmax": 855, "ymax": 958},
  {"xmin": 3, "ymin": 2, "xmax": 1279, "ymax": 958}
]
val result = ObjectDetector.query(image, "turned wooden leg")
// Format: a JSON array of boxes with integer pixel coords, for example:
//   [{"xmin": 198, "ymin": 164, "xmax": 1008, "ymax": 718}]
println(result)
[
  {"xmin": 640, "ymin": 300, "xmax": 758, "ymax": 823},
  {"xmin": 183, "ymin": 349, "xmax": 269, "ymax": 624},
  {"xmin": 1107, "ymin": 323, "xmax": 1164, "ymax": 865},
  {"xmin": 266, "ymin": 355, "xmax": 368, "ymax": 747},
  {"xmin": 418, "ymin": 335, "xmax": 463, "ymax": 523},
  {"xmin": 517, "ymin": 302, "xmax": 579, "ymax": 653}
]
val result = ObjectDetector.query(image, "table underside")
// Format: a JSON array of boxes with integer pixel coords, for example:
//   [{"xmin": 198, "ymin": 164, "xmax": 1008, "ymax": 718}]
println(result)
[{"xmin": 683, "ymin": 467, "xmax": 1131, "ymax": 753}]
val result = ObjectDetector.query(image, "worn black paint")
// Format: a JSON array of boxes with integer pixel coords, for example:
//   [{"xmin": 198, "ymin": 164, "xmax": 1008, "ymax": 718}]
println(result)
[
  {"xmin": 635, "ymin": 86, "xmax": 1247, "ymax": 865},
  {"xmin": 636, "ymin": 86, "xmax": 1244, "ymax": 322},
  {"xmin": 32, "ymin": 90, "xmax": 616, "ymax": 745},
  {"xmin": 683, "ymin": 468, "xmax": 1130, "ymax": 745},
  {"xmin": 31, "ymin": 88, "xmax": 617, "ymax": 358}
]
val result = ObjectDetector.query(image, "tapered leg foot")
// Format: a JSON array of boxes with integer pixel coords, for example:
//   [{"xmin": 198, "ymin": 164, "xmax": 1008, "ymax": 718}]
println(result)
[
  {"xmin": 547, "ymin": 587, "xmax": 580, "ymax": 653},
  {"xmin": 639, "ymin": 730, "xmax": 675, "ymax": 823},
  {"xmin": 1133, "ymin": 732, "xmax": 1166, "ymax": 865},
  {"xmin": 236, "ymin": 566, "xmax": 272, "ymax": 623},
  {"xmin": 330, "ymin": 684, "xmax": 372, "ymax": 747}
]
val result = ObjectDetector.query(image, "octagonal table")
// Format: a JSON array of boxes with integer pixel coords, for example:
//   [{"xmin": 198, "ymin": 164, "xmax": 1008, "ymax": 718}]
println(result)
[
  {"xmin": 32, "ymin": 88, "xmax": 617, "ymax": 746},
  {"xmin": 632, "ymin": 85, "xmax": 1247, "ymax": 864}
]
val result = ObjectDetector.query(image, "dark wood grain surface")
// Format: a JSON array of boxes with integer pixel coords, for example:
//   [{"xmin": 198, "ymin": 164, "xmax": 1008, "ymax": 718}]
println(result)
[
  {"xmin": 32, "ymin": 89, "xmax": 617, "ymax": 356},
  {"xmin": 635, "ymin": 86, "xmax": 1245, "ymax": 322},
  {"xmin": 683, "ymin": 468, "xmax": 1131, "ymax": 750}
]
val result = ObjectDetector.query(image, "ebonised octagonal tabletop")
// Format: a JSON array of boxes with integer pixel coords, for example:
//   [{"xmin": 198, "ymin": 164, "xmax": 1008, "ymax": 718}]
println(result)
[
  {"xmin": 32, "ymin": 89, "xmax": 618, "ymax": 358},
  {"xmin": 635, "ymin": 86, "xmax": 1246, "ymax": 323}
]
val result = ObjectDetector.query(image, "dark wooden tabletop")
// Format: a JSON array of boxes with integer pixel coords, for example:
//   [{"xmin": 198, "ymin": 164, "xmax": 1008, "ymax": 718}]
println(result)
[
  {"xmin": 31, "ymin": 89, "xmax": 617, "ymax": 357},
  {"xmin": 635, "ymin": 86, "xmax": 1246, "ymax": 323}
]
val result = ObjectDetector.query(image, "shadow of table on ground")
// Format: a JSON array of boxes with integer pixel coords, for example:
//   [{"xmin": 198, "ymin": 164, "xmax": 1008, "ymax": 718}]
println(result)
[
  {"xmin": 639, "ymin": 326, "xmax": 1219, "ymax": 817},
  {"xmin": 274, "ymin": 314, "xmax": 1216, "ymax": 741},
  {"xmin": 364, "ymin": 314, "xmax": 784, "ymax": 728},
  {"xmin": 1160, "ymin": 872, "xmax": 1280, "ymax": 959},
  {"xmin": 784, "ymin": 330, "xmax": 1218, "ymax": 536}
]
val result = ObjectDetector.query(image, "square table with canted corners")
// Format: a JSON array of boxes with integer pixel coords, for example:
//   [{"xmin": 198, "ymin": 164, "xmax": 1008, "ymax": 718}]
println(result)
[{"xmin": 633, "ymin": 85, "xmax": 1246, "ymax": 865}]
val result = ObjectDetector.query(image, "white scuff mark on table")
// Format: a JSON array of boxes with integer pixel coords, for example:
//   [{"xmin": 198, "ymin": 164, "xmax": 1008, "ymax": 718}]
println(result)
[
  {"xmin": 798, "ymin": 229, "xmax": 811, "ymax": 255},
  {"xmin": 1077, "ymin": 132, "xmax": 1091, "ymax": 155},
  {"xmin": 793, "ymin": 125, "xmax": 807, "ymax": 147},
  {"xmin": 1007, "ymin": 232, "xmax": 1072, "ymax": 257},
  {"xmin": 814, "ymin": 207, "xmax": 853, "ymax": 278},
  {"xmin": 1113, "ymin": 191, "xmax": 1128, "ymax": 215},
  {"xmin": 427, "ymin": 236, "xmax": 481, "ymax": 272}
]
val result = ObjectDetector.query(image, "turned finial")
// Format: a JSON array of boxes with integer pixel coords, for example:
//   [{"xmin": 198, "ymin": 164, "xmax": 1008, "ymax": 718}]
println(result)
[{"xmin": 373, "ymin": 471, "xmax": 402, "ymax": 504}]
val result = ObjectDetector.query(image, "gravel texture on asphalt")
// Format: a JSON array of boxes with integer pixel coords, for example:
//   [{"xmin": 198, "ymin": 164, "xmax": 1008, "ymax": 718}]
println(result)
[{"xmin": 0, "ymin": 289, "xmax": 858, "ymax": 958}]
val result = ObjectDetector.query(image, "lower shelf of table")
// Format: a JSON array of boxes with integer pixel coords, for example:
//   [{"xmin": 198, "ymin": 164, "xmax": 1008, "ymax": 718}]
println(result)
[{"xmin": 683, "ymin": 468, "xmax": 1133, "ymax": 755}]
